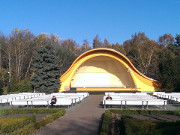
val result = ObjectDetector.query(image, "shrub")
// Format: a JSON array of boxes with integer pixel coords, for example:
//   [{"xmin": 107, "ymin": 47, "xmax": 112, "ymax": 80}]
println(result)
[
  {"xmin": 9, "ymin": 78, "xmax": 19, "ymax": 93},
  {"xmin": 0, "ymin": 107, "xmax": 8, "ymax": 116},
  {"xmin": 149, "ymin": 110, "xmax": 174, "ymax": 115},
  {"xmin": 10, "ymin": 109, "xmax": 66, "ymax": 135},
  {"xmin": 38, "ymin": 109, "xmax": 66, "ymax": 127},
  {"xmin": 154, "ymin": 125, "xmax": 180, "ymax": 135},
  {"xmin": 155, "ymin": 120, "xmax": 180, "ymax": 129},
  {"xmin": 100, "ymin": 109, "xmax": 180, "ymax": 135},
  {"xmin": 122, "ymin": 116, "xmax": 180, "ymax": 135},
  {"xmin": 110, "ymin": 109, "xmax": 138, "ymax": 114},
  {"xmin": 4, "ymin": 108, "xmax": 62, "ymax": 115},
  {"xmin": 10, "ymin": 123, "xmax": 37, "ymax": 135},
  {"xmin": 0, "ymin": 115, "xmax": 36, "ymax": 134},
  {"xmin": 122, "ymin": 116, "xmax": 156, "ymax": 135},
  {"xmin": 100, "ymin": 110, "xmax": 110, "ymax": 135},
  {"xmin": 18, "ymin": 79, "xmax": 33, "ymax": 92},
  {"xmin": 109, "ymin": 109, "xmax": 180, "ymax": 116}
]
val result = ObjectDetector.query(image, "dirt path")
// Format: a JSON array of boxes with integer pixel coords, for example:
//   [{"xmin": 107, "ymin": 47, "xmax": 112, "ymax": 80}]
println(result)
[{"xmin": 36, "ymin": 95, "xmax": 105, "ymax": 135}]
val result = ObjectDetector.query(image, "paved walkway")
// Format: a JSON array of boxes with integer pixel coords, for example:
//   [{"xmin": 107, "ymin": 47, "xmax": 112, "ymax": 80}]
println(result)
[{"xmin": 36, "ymin": 95, "xmax": 105, "ymax": 135}]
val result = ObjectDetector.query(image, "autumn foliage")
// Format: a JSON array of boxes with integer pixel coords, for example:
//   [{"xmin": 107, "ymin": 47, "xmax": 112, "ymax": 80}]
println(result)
[{"xmin": 0, "ymin": 28, "xmax": 179, "ymax": 93}]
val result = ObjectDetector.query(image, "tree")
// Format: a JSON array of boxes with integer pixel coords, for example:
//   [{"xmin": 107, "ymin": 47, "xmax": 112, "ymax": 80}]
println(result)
[
  {"xmin": 34, "ymin": 33, "xmax": 61, "ymax": 49},
  {"xmin": 174, "ymin": 34, "xmax": 180, "ymax": 56},
  {"xmin": 158, "ymin": 33, "xmax": 174, "ymax": 47},
  {"xmin": 62, "ymin": 39, "xmax": 76, "ymax": 52},
  {"xmin": 81, "ymin": 39, "xmax": 91, "ymax": 53},
  {"xmin": 34, "ymin": 33, "xmax": 50, "ymax": 47},
  {"xmin": 174, "ymin": 56, "xmax": 180, "ymax": 92},
  {"xmin": 18, "ymin": 79, "xmax": 33, "ymax": 92},
  {"xmin": 93, "ymin": 35, "xmax": 103, "ymax": 48},
  {"xmin": 158, "ymin": 49, "xmax": 180, "ymax": 92},
  {"xmin": 9, "ymin": 78, "xmax": 19, "ymax": 93},
  {"xmin": 9, "ymin": 28, "xmax": 35, "ymax": 81},
  {"xmin": 123, "ymin": 32, "xmax": 159, "ymax": 78},
  {"xmin": 175, "ymin": 34, "xmax": 180, "ymax": 47},
  {"xmin": 103, "ymin": 38, "xmax": 111, "ymax": 48},
  {"xmin": 0, "ymin": 68, "xmax": 8, "ymax": 89},
  {"xmin": 0, "ymin": 33, "xmax": 8, "ymax": 70},
  {"xmin": 0, "ymin": 80, "xmax": 3, "ymax": 95},
  {"xmin": 50, "ymin": 34, "xmax": 61, "ymax": 49},
  {"xmin": 111, "ymin": 42, "xmax": 126, "ymax": 55},
  {"xmin": 56, "ymin": 46, "xmax": 77, "ymax": 76},
  {"xmin": 31, "ymin": 43, "xmax": 60, "ymax": 93}
]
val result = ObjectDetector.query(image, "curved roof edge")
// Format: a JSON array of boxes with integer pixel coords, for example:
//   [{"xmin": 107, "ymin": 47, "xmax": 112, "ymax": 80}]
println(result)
[{"xmin": 60, "ymin": 48, "xmax": 158, "ymax": 82}]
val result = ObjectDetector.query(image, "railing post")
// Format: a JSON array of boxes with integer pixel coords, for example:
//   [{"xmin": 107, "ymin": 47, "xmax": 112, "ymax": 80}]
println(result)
[
  {"xmin": 72, "ymin": 99, "xmax": 74, "ymax": 106},
  {"xmin": 121, "ymin": 100, "xmax": 122, "ymax": 109},
  {"xmin": 47, "ymin": 101, "xmax": 49, "ymax": 109},
  {"xmin": 104, "ymin": 100, "xmax": 106, "ymax": 109},
  {"xmin": 27, "ymin": 101, "xmax": 28, "ymax": 108},
  {"xmin": 125, "ymin": 101, "xmax": 127, "ymax": 109},
  {"xmin": 135, "ymin": 85, "xmax": 137, "ymax": 92},
  {"xmin": 163, "ymin": 101, "xmax": 166, "ymax": 110},
  {"xmin": 31, "ymin": 101, "xmax": 33, "ymax": 109}
]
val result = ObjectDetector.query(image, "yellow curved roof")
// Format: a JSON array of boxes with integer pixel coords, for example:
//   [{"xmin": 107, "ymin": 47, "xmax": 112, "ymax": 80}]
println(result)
[
  {"xmin": 61, "ymin": 48, "xmax": 154, "ymax": 81},
  {"xmin": 59, "ymin": 48, "xmax": 160, "ymax": 92}
]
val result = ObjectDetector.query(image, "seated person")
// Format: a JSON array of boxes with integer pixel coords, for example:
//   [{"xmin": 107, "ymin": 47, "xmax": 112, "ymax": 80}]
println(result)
[
  {"xmin": 50, "ymin": 96, "xmax": 57, "ymax": 108},
  {"xmin": 106, "ymin": 94, "xmax": 112, "ymax": 100}
]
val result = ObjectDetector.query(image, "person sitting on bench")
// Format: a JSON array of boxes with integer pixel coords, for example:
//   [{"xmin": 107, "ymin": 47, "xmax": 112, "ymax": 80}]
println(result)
[
  {"xmin": 106, "ymin": 94, "xmax": 112, "ymax": 100},
  {"xmin": 50, "ymin": 96, "xmax": 57, "ymax": 108}
]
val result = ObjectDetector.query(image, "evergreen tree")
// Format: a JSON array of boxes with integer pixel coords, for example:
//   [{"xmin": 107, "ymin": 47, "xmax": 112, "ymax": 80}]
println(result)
[
  {"xmin": 31, "ymin": 43, "xmax": 60, "ymax": 93},
  {"xmin": 158, "ymin": 36, "xmax": 180, "ymax": 92},
  {"xmin": 159, "ymin": 50, "xmax": 176, "ymax": 92}
]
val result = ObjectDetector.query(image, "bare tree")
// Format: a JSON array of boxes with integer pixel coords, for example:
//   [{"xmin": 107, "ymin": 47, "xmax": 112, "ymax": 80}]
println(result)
[
  {"xmin": 9, "ymin": 28, "xmax": 35, "ymax": 81},
  {"xmin": 123, "ymin": 32, "xmax": 159, "ymax": 77}
]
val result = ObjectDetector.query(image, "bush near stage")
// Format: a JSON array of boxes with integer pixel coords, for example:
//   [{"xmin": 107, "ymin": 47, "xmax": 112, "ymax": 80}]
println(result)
[
  {"xmin": 100, "ymin": 109, "xmax": 180, "ymax": 135},
  {"xmin": 0, "ymin": 108, "xmax": 66, "ymax": 135}
]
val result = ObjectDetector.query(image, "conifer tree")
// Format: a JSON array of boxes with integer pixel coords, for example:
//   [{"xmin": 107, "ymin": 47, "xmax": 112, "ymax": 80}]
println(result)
[{"xmin": 31, "ymin": 43, "xmax": 60, "ymax": 93}]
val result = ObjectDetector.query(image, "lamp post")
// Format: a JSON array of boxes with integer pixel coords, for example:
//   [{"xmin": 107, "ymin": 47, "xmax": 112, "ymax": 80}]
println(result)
[{"xmin": 7, "ymin": 71, "xmax": 10, "ymax": 93}]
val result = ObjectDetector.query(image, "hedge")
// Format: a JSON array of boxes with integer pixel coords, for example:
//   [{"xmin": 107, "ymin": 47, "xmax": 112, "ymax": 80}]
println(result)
[
  {"xmin": 100, "ymin": 110, "xmax": 110, "ymax": 135},
  {"xmin": 121, "ymin": 116, "xmax": 180, "ymax": 135},
  {"xmin": 10, "ymin": 109, "xmax": 66, "ymax": 135},
  {"xmin": 0, "ymin": 108, "xmax": 9, "ymax": 116},
  {"xmin": 154, "ymin": 125, "xmax": 180, "ymax": 135},
  {"xmin": 121, "ymin": 116, "xmax": 156, "ymax": 135},
  {"xmin": 110, "ymin": 109, "xmax": 180, "ymax": 115},
  {"xmin": 100, "ymin": 109, "xmax": 180, "ymax": 135},
  {"xmin": 0, "ymin": 115, "xmax": 36, "ymax": 134},
  {"xmin": 2, "ymin": 108, "xmax": 61, "ymax": 115}
]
